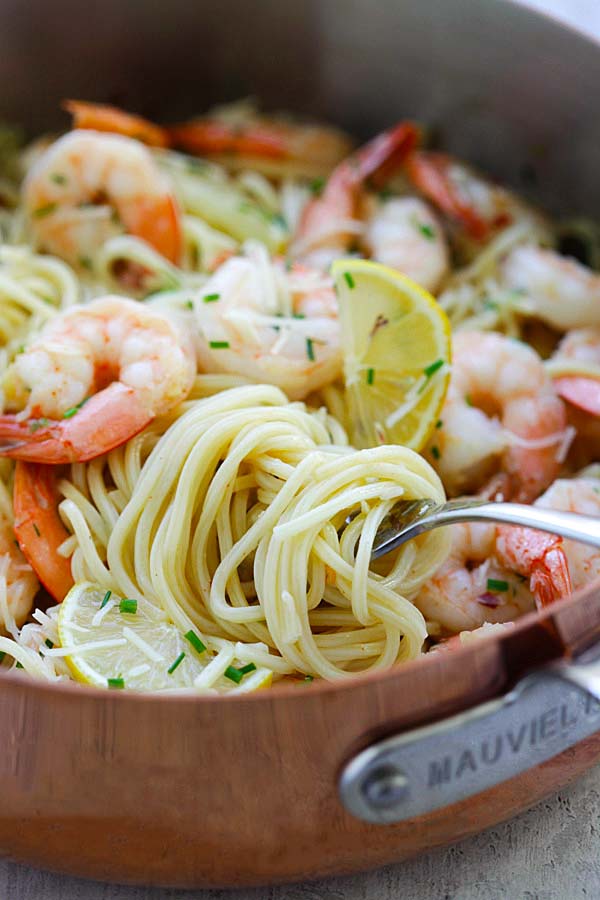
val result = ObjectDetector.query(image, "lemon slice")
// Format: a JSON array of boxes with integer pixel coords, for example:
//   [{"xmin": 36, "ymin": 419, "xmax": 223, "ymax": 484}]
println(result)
[
  {"xmin": 333, "ymin": 259, "xmax": 451, "ymax": 451},
  {"xmin": 57, "ymin": 582, "xmax": 272, "ymax": 693}
]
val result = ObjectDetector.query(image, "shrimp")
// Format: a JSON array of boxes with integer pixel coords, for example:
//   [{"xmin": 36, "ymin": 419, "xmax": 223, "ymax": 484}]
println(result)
[
  {"xmin": 23, "ymin": 130, "xmax": 183, "ymax": 269},
  {"xmin": 548, "ymin": 328, "xmax": 600, "ymax": 416},
  {"xmin": 360, "ymin": 195, "xmax": 450, "ymax": 292},
  {"xmin": 0, "ymin": 296, "xmax": 195, "ymax": 463},
  {"xmin": 431, "ymin": 331, "xmax": 570, "ymax": 501},
  {"xmin": 13, "ymin": 462, "xmax": 72, "ymax": 602},
  {"xmin": 415, "ymin": 521, "xmax": 534, "ymax": 633},
  {"xmin": 406, "ymin": 152, "xmax": 515, "ymax": 242},
  {"xmin": 500, "ymin": 245, "xmax": 600, "ymax": 331},
  {"xmin": 63, "ymin": 99, "xmax": 170, "ymax": 148},
  {"xmin": 291, "ymin": 122, "xmax": 420, "ymax": 270},
  {"xmin": 191, "ymin": 244, "xmax": 340, "ymax": 400},
  {"xmin": 0, "ymin": 475, "xmax": 39, "ymax": 630},
  {"xmin": 495, "ymin": 476, "xmax": 600, "ymax": 608},
  {"xmin": 167, "ymin": 104, "xmax": 353, "ymax": 178}
]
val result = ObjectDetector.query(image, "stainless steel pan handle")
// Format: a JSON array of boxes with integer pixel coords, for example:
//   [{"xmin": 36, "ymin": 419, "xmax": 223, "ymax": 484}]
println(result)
[{"xmin": 339, "ymin": 647, "xmax": 600, "ymax": 824}]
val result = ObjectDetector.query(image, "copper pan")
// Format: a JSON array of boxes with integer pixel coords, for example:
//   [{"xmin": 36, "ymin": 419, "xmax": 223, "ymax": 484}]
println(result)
[{"xmin": 1, "ymin": 0, "xmax": 600, "ymax": 888}]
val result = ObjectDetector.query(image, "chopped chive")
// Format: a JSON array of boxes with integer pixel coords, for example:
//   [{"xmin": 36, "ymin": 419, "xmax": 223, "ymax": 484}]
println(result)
[
  {"xmin": 0, "ymin": 651, "xmax": 5, "ymax": 662},
  {"xmin": 107, "ymin": 677, "xmax": 125, "ymax": 690},
  {"xmin": 487, "ymin": 578, "xmax": 509, "ymax": 592},
  {"xmin": 203, "ymin": 293, "xmax": 220, "ymax": 303},
  {"xmin": 424, "ymin": 358, "xmax": 444, "ymax": 378},
  {"xmin": 418, "ymin": 222, "xmax": 436, "ymax": 240},
  {"xmin": 304, "ymin": 674, "xmax": 314, "ymax": 683},
  {"xmin": 63, "ymin": 397, "xmax": 88, "ymax": 419},
  {"xmin": 119, "ymin": 598, "xmax": 138, "ymax": 615},
  {"xmin": 209, "ymin": 340, "xmax": 230, "ymax": 349},
  {"xmin": 306, "ymin": 337, "xmax": 315, "ymax": 361},
  {"xmin": 224, "ymin": 663, "xmax": 256, "ymax": 683},
  {"xmin": 292, "ymin": 312, "xmax": 306, "ymax": 319},
  {"xmin": 32, "ymin": 202, "xmax": 57, "ymax": 218},
  {"xmin": 185, "ymin": 299, "xmax": 194, "ymax": 310},
  {"xmin": 465, "ymin": 394, "xmax": 474, "ymax": 407},
  {"xmin": 237, "ymin": 662, "xmax": 256, "ymax": 676},
  {"xmin": 366, "ymin": 367, "xmax": 375, "ymax": 385},
  {"xmin": 309, "ymin": 175, "xmax": 325, "ymax": 195},
  {"xmin": 184, "ymin": 630, "xmax": 207, "ymax": 655},
  {"xmin": 100, "ymin": 589, "xmax": 112, "ymax": 609},
  {"xmin": 224, "ymin": 665, "xmax": 244, "ymax": 684},
  {"xmin": 44, "ymin": 639, "xmax": 54, "ymax": 649},
  {"xmin": 343, "ymin": 271, "xmax": 355, "ymax": 289},
  {"xmin": 50, "ymin": 173, "xmax": 67, "ymax": 185},
  {"xmin": 435, "ymin": 419, "xmax": 443, "ymax": 429},
  {"xmin": 33, "ymin": 523, "xmax": 41, "ymax": 537},
  {"xmin": 167, "ymin": 651, "xmax": 186, "ymax": 675},
  {"xmin": 378, "ymin": 187, "xmax": 393, "ymax": 201},
  {"xmin": 271, "ymin": 213, "xmax": 287, "ymax": 229},
  {"xmin": 431, "ymin": 446, "xmax": 441, "ymax": 460},
  {"xmin": 29, "ymin": 417, "xmax": 49, "ymax": 432},
  {"xmin": 78, "ymin": 255, "xmax": 93, "ymax": 270},
  {"xmin": 16, "ymin": 344, "xmax": 25, "ymax": 354},
  {"xmin": 16, "ymin": 661, "xmax": 23, "ymax": 669}
]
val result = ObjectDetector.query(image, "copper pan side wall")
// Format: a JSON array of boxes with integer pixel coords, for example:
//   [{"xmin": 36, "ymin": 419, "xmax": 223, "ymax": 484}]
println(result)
[{"xmin": 0, "ymin": 582, "xmax": 598, "ymax": 887}]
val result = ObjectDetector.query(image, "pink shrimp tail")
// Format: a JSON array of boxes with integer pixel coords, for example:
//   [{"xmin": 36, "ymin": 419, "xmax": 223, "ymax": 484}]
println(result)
[
  {"xmin": 530, "ymin": 547, "xmax": 572, "ymax": 609},
  {"xmin": 554, "ymin": 376, "xmax": 600, "ymax": 417},
  {"xmin": 293, "ymin": 121, "xmax": 419, "ymax": 251},
  {"xmin": 497, "ymin": 525, "xmax": 572, "ymax": 610},
  {"xmin": 0, "ymin": 383, "xmax": 152, "ymax": 463}
]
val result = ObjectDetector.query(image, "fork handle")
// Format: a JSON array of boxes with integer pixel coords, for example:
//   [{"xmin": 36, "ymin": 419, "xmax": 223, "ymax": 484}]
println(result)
[{"xmin": 419, "ymin": 501, "xmax": 600, "ymax": 548}]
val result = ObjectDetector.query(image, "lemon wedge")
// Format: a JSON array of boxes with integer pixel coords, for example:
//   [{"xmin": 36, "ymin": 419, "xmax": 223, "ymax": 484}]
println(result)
[
  {"xmin": 333, "ymin": 259, "xmax": 451, "ymax": 451},
  {"xmin": 57, "ymin": 582, "xmax": 272, "ymax": 693}
]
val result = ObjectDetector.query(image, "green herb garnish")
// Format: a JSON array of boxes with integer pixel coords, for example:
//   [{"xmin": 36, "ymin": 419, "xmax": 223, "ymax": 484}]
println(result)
[
  {"xmin": 50, "ymin": 173, "xmax": 67, "ymax": 185},
  {"xmin": 184, "ymin": 630, "xmax": 207, "ymax": 655},
  {"xmin": 167, "ymin": 651, "xmax": 186, "ymax": 675},
  {"xmin": 431, "ymin": 446, "xmax": 441, "ymax": 460},
  {"xmin": 185, "ymin": 299, "xmax": 194, "ymax": 310},
  {"xmin": 424, "ymin": 358, "xmax": 444, "ymax": 378},
  {"xmin": 487, "ymin": 578, "xmax": 509, "ymax": 592},
  {"xmin": 366, "ymin": 367, "xmax": 375, "ymax": 385},
  {"xmin": 29, "ymin": 418, "xmax": 49, "ymax": 432},
  {"xmin": 209, "ymin": 340, "xmax": 230, "ymax": 349},
  {"xmin": 203, "ymin": 293, "xmax": 220, "ymax": 303},
  {"xmin": 435, "ymin": 419, "xmax": 443, "ymax": 429},
  {"xmin": 44, "ymin": 639, "xmax": 54, "ymax": 649},
  {"xmin": 224, "ymin": 662, "xmax": 257, "ymax": 684},
  {"xmin": 63, "ymin": 397, "xmax": 88, "ymax": 419},
  {"xmin": 33, "ymin": 203, "xmax": 57, "ymax": 218},
  {"xmin": 79, "ymin": 256, "xmax": 93, "ymax": 270},
  {"xmin": 0, "ymin": 651, "xmax": 5, "ymax": 663},
  {"xmin": 418, "ymin": 222, "xmax": 436, "ymax": 240},
  {"xmin": 309, "ymin": 176, "xmax": 325, "ymax": 196},
  {"xmin": 306, "ymin": 337, "xmax": 315, "ymax": 361},
  {"xmin": 33, "ymin": 523, "xmax": 41, "ymax": 537},
  {"xmin": 119, "ymin": 598, "xmax": 138, "ymax": 615},
  {"xmin": 107, "ymin": 677, "xmax": 125, "ymax": 690},
  {"xmin": 100, "ymin": 590, "xmax": 112, "ymax": 609},
  {"xmin": 343, "ymin": 271, "xmax": 355, "ymax": 289}
]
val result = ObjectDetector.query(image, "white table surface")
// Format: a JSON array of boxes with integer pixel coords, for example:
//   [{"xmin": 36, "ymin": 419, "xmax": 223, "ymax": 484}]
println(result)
[{"xmin": 4, "ymin": 1, "xmax": 600, "ymax": 898}]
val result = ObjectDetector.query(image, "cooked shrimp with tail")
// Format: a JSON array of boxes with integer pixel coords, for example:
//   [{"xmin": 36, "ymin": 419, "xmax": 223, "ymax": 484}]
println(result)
[
  {"xmin": 0, "ymin": 296, "xmax": 195, "ymax": 463},
  {"xmin": 24, "ymin": 130, "xmax": 183, "ymax": 270},
  {"xmin": 415, "ymin": 521, "xmax": 534, "ymax": 634},
  {"xmin": 291, "ymin": 122, "xmax": 420, "ymax": 271},
  {"xmin": 430, "ymin": 330, "xmax": 571, "ymax": 501},
  {"xmin": 495, "ymin": 475, "xmax": 600, "ymax": 609}
]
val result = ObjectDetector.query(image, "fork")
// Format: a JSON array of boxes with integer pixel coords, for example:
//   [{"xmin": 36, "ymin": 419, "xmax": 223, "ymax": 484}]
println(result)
[{"xmin": 371, "ymin": 498, "xmax": 600, "ymax": 559}]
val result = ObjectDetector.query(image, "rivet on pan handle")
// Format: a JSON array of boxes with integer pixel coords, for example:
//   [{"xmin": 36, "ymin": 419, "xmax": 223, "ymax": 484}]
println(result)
[{"xmin": 339, "ymin": 647, "xmax": 600, "ymax": 824}]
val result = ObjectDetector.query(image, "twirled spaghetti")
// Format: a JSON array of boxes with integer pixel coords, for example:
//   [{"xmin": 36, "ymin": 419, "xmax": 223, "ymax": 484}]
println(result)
[{"xmin": 54, "ymin": 382, "xmax": 448, "ymax": 682}]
